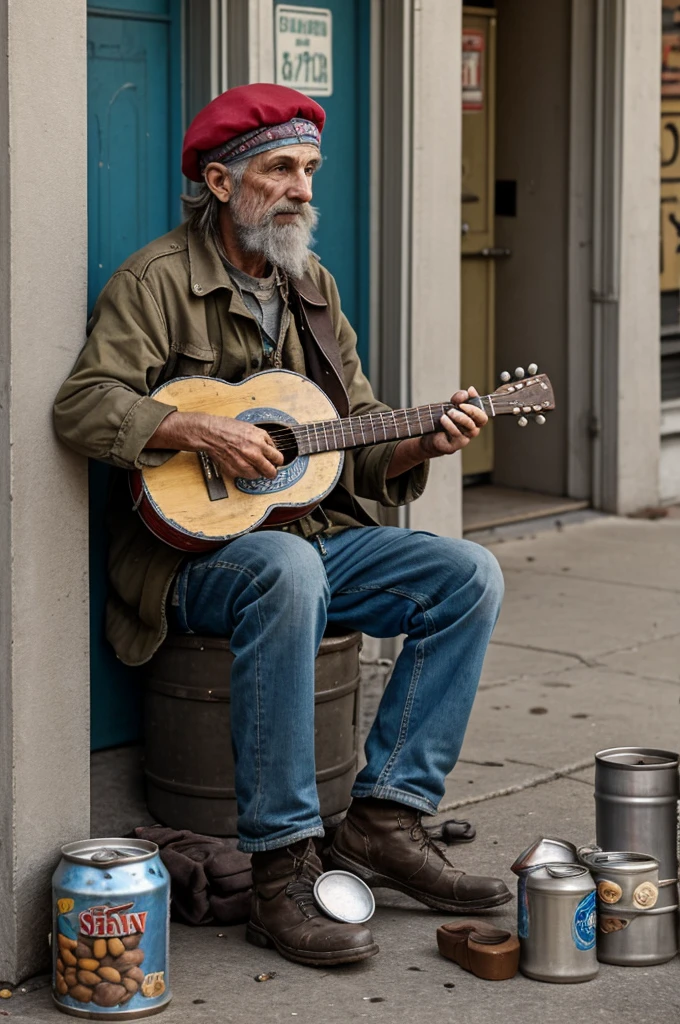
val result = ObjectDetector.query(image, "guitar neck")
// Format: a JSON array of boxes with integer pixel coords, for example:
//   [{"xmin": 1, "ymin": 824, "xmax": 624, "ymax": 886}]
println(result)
[{"xmin": 292, "ymin": 396, "xmax": 495, "ymax": 456}]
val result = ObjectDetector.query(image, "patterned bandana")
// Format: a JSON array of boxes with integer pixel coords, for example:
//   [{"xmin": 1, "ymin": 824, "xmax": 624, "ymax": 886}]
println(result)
[{"xmin": 198, "ymin": 118, "xmax": 321, "ymax": 172}]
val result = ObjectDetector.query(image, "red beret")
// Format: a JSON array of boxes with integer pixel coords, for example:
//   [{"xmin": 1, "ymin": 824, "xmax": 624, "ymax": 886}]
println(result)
[{"xmin": 182, "ymin": 83, "xmax": 326, "ymax": 182}]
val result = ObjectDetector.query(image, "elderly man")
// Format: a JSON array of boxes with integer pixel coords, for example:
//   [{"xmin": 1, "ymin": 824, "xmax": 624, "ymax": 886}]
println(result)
[{"xmin": 54, "ymin": 84, "xmax": 510, "ymax": 967}]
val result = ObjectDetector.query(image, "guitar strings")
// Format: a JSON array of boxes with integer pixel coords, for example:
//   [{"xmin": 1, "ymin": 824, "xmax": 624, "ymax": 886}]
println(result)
[{"xmin": 255, "ymin": 391, "xmax": 541, "ymax": 453}]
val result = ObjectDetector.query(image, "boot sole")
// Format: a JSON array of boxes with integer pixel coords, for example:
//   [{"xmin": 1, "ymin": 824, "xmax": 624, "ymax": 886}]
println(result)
[
  {"xmin": 245, "ymin": 922, "xmax": 379, "ymax": 967},
  {"xmin": 330, "ymin": 848, "xmax": 513, "ymax": 913}
]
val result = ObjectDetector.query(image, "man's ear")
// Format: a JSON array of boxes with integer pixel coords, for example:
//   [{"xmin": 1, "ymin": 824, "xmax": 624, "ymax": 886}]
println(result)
[{"xmin": 204, "ymin": 163, "xmax": 232, "ymax": 203}]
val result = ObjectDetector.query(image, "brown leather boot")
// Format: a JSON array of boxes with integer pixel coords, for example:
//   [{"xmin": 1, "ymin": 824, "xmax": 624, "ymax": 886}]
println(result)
[
  {"xmin": 330, "ymin": 798, "xmax": 512, "ymax": 913},
  {"xmin": 246, "ymin": 838, "xmax": 379, "ymax": 966}
]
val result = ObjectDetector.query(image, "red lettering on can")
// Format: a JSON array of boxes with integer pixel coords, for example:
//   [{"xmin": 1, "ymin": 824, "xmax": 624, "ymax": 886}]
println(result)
[{"xmin": 79, "ymin": 905, "xmax": 147, "ymax": 937}]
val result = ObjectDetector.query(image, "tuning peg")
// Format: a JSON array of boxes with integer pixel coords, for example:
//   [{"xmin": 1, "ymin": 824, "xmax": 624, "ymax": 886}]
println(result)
[
  {"xmin": 514, "ymin": 367, "xmax": 525, "ymax": 379},
  {"xmin": 535, "ymin": 415, "xmax": 546, "ymax": 425},
  {"xmin": 517, "ymin": 416, "xmax": 528, "ymax": 427},
  {"xmin": 528, "ymin": 362, "xmax": 538, "ymax": 375},
  {"xmin": 500, "ymin": 371, "xmax": 511, "ymax": 383}
]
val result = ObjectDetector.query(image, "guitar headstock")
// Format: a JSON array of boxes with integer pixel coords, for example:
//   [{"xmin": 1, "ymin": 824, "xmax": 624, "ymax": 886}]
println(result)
[{"xmin": 487, "ymin": 363, "xmax": 555, "ymax": 426}]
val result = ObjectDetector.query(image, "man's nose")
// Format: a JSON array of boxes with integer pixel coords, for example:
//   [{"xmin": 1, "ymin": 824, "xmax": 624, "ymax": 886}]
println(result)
[{"xmin": 286, "ymin": 170, "xmax": 313, "ymax": 203}]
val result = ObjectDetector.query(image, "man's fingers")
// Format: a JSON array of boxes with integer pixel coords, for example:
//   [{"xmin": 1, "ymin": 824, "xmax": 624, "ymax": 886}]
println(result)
[
  {"xmin": 450, "ymin": 389, "xmax": 469, "ymax": 406},
  {"xmin": 459, "ymin": 402, "xmax": 487, "ymax": 428},
  {"xmin": 439, "ymin": 414, "xmax": 463, "ymax": 438},
  {"xmin": 244, "ymin": 444, "xmax": 280, "ymax": 479},
  {"xmin": 443, "ymin": 410, "xmax": 478, "ymax": 436}
]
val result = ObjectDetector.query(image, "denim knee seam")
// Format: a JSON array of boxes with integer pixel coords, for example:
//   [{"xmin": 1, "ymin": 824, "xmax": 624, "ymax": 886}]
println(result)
[
  {"xmin": 375, "ymin": 602, "xmax": 436, "ymax": 787},
  {"xmin": 187, "ymin": 559, "xmax": 266, "ymax": 596}
]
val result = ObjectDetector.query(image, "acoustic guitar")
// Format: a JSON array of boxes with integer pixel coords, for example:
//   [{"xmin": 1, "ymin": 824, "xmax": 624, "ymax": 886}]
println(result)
[{"xmin": 130, "ymin": 367, "xmax": 555, "ymax": 552}]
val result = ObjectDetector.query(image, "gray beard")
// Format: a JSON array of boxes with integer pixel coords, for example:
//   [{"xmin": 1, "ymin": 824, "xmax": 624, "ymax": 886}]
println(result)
[{"xmin": 229, "ymin": 195, "xmax": 318, "ymax": 280}]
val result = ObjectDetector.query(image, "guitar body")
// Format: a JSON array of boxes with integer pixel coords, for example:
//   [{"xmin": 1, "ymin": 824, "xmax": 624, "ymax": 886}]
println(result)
[{"xmin": 131, "ymin": 371, "xmax": 344, "ymax": 552}]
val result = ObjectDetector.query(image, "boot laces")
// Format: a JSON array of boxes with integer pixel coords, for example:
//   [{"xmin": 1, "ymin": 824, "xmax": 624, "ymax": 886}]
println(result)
[
  {"xmin": 284, "ymin": 843, "xmax": 321, "ymax": 916},
  {"xmin": 405, "ymin": 814, "xmax": 463, "ymax": 877}
]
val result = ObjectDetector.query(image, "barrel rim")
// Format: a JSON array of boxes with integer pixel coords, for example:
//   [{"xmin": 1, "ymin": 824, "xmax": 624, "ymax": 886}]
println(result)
[
  {"xmin": 157, "ymin": 629, "xmax": 362, "ymax": 655},
  {"xmin": 595, "ymin": 746, "xmax": 679, "ymax": 769}
]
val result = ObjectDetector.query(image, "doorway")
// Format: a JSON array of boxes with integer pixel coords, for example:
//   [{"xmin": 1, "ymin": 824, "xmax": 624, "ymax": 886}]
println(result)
[
  {"xmin": 274, "ymin": 0, "xmax": 372, "ymax": 368},
  {"xmin": 87, "ymin": 0, "xmax": 183, "ymax": 749},
  {"xmin": 460, "ymin": 0, "xmax": 590, "ymax": 532}
]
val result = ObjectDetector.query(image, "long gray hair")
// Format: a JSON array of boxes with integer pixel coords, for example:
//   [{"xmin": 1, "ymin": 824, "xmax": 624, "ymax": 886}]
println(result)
[{"xmin": 181, "ymin": 160, "xmax": 249, "ymax": 243}]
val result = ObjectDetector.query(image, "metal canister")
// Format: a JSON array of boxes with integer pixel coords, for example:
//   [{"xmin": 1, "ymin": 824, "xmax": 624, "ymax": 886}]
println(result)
[
  {"xmin": 594, "ymin": 747, "xmax": 679, "ymax": 904},
  {"xmin": 520, "ymin": 864, "xmax": 598, "ymax": 983},
  {"xmin": 52, "ymin": 838, "xmax": 170, "ymax": 1019},
  {"xmin": 511, "ymin": 837, "xmax": 578, "ymax": 942},
  {"xmin": 578, "ymin": 846, "xmax": 678, "ymax": 965}
]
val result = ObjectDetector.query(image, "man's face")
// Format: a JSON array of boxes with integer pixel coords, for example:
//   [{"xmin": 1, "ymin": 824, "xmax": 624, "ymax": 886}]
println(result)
[
  {"xmin": 226, "ymin": 144, "xmax": 321, "ymax": 278},
  {"xmin": 237, "ymin": 143, "xmax": 321, "ymax": 223}
]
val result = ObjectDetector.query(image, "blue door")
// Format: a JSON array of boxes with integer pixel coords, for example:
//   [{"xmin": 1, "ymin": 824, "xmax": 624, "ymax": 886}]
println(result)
[
  {"xmin": 275, "ymin": 1, "xmax": 371, "ymax": 367},
  {"xmin": 87, "ymin": 0, "xmax": 182, "ymax": 750}
]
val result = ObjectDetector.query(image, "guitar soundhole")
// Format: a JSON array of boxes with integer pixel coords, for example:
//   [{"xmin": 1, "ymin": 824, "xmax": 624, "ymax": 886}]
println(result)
[{"xmin": 261, "ymin": 423, "xmax": 299, "ymax": 466}]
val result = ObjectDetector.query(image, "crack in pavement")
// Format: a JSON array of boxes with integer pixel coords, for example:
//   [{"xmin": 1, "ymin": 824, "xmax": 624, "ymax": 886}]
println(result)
[
  {"xmin": 439, "ymin": 758, "xmax": 595, "ymax": 813},
  {"xmin": 501, "ymin": 566, "xmax": 680, "ymax": 596},
  {"xmin": 488, "ymin": 640, "xmax": 596, "ymax": 668}
]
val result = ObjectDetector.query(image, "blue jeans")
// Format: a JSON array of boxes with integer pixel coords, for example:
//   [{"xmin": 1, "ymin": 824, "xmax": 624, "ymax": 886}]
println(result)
[{"xmin": 170, "ymin": 526, "xmax": 504, "ymax": 852}]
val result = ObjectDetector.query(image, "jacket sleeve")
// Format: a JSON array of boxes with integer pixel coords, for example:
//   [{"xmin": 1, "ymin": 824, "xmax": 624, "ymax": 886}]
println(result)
[
  {"xmin": 53, "ymin": 270, "xmax": 178, "ymax": 470},
  {"xmin": 330, "ymin": 285, "xmax": 429, "ymax": 507}
]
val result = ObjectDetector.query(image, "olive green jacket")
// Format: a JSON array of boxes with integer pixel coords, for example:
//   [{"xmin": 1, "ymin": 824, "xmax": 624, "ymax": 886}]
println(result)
[{"xmin": 54, "ymin": 223, "xmax": 428, "ymax": 666}]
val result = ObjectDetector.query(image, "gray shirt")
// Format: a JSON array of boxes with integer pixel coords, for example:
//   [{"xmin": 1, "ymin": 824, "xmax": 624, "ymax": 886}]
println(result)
[{"xmin": 222, "ymin": 257, "xmax": 287, "ymax": 364}]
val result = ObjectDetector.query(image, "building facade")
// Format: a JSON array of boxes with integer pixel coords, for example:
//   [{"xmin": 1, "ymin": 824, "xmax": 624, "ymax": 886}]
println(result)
[{"xmin": 0, "ymin": 0, "xmax": 663, "ymax": 983}]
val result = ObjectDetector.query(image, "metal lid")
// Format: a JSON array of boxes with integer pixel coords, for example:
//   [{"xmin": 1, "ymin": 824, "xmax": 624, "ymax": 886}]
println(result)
[
  {"xmin": 595, "ymin": 747, "xmax": 679, "ymax": 770},
  {"xmin": 511, "ymin": 836, "xmax": 578, "ymax": 875},
  {"xmin": 60, "ymin": 838, "xmax": 159, "ymax": 866},
  {"xmin": 313, "ymin": 871, "xmax": 375, "ymax": 924},
  {"xmin": 578, "ymin": 848, "xmax": 659, "ymax": 876},
  {"xmin": 526, "ymin": 863, "xmax": 595, "ymax": 894}
]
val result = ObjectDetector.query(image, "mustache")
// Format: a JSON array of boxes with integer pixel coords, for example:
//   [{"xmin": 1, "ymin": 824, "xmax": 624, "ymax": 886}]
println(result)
[{"xmin": 263, "ymin": 200, "xmax": 317, "ymax": 226}]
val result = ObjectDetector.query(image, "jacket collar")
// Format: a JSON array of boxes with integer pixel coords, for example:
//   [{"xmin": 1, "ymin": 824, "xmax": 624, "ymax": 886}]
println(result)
[{"xmin": 186, "ymin": 223, "xmax": 235, "ymax": 299}]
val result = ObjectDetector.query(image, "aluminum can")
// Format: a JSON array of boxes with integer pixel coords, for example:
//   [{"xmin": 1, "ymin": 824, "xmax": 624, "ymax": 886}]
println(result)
[
  {"xmin": 578, "ymin": 846, "xmax": 678, "ymax": 965},
  {"xmin": 520, "ymin": 864, "xmax": 598, "ymax": 983},
  {"xmin": 511, "ymin": 837, "xmax": 578, "ymax": 942},
  {"xmin": 52, "ymin": 838, "xmax": 170, "ymax": 1019}
]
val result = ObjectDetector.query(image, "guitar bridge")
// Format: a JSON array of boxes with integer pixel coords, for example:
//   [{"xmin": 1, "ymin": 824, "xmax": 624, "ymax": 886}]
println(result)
[{"xmin": 198, "ymin": 450, "xmax": 228, "ymax": 501}]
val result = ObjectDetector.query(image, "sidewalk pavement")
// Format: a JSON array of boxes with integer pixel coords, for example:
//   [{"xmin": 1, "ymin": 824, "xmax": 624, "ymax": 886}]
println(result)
[{"xmin": 9, "ymin": 512, "xmax": 680, "ymax": 1023}]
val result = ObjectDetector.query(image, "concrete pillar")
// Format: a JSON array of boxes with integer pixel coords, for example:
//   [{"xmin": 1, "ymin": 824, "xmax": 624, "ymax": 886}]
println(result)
[
  {"xmin": 593, "ymin": 0, "xmax": 661, "ymax": 514},
  {"xmin": 0, "ymin": 0, "xmax": 90, "ymax": 984},
  {"xmin": 614, "ymin": 1, "xmax": 661, "ymax": 512},
  {"xmin": 408, "ymin": 0, "xmax": 463, "ymax": 537}
]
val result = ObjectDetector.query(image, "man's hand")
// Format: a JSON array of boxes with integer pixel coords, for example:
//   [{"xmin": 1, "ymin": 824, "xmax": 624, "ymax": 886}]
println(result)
[
  {"xmin": 147, "ymin": 411, "xmax": 284, "ymax": 480},
  {"xmin": 386, "ymin": 386, "xmax": 488, "ymax": 479},
  {"xmin": 418, "ymin": 385, "xmax": 488, "ymax": 459}
]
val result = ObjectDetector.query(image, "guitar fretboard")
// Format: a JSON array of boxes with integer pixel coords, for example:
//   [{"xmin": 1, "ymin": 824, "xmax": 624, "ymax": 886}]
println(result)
[{"xmin": 289, "ymin": 399, "xmax": 491, "ymax": 456}]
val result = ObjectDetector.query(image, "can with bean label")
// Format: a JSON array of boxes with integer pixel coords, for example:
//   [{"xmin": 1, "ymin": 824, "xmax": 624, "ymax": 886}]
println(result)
[{"xmin": 52, "ymin": 838, "xmax": 170, "ymax": 1019}]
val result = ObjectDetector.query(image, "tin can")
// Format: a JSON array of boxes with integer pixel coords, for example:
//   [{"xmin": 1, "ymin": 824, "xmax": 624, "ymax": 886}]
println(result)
[
  {"xmin": 578, "ymin": 846, "xmax": 678, "ymax": 965},
  {"xmin": 511, "ymin": 837, "xmax": 578, "ymax": 942},
  {"xmin": 520, "ymin": 864, "xmax": 598, "ymax": 983},
  {"xmin": 52, "ymin": 838, "xmax": 170, "ymax": 1019}
]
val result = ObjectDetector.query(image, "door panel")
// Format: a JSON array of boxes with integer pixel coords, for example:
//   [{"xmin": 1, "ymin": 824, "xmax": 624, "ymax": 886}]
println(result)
[
  {"xmin": 275, "ymin": 0, "xmax": 371, "ymax": 368},
  {"xmin": 461, "ymin": 10, "xmax": 496, "ymax": 476},
  {"xmin": 87, "ymin": 1, "xmax": 181, "ymax": 750}
]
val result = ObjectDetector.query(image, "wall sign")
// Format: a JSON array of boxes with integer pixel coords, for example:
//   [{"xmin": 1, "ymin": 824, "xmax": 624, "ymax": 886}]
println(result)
[
  {"xmin": 462, "ymin": 29, "xmax": 484, "ymax": 112},
  {"xmin": 275, "ymin": 5, "xmax": 332, "ymax": 97}
]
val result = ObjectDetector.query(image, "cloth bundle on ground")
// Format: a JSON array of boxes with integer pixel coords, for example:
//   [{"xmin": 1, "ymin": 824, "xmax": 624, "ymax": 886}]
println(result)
[{"xmin": 133, "ymin": 825, "xmax": 252, "ymax": 926}]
